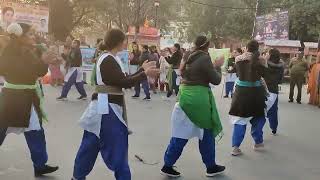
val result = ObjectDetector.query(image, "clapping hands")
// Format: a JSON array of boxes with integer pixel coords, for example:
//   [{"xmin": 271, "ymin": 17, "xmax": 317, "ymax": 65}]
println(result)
[{"xmin": 142, "ymin": 60, "xmax": 160, "ymax": 78}]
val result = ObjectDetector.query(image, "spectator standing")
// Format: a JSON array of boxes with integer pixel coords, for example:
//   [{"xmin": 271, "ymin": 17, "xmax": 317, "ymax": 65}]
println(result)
[
  {"xmin": 132, "ymin": 45, "xmax": 151, "ymax": 100},
  {"xmin": 288, "ymin": 50, "xmax": 308, "ymax": 104},
  {"xmin": 166, "ymin": 43, "xmax": 183, "ymax": 98}
]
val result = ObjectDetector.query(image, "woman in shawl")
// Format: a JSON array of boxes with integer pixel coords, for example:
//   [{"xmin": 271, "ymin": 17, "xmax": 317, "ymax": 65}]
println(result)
[
  {"xmin": 308, "ymin": 52, "xmax": 320, "ymax": 106},
  {"xmin": 0, "ymin": 23, "xmax": 58, "ymax": 177}
]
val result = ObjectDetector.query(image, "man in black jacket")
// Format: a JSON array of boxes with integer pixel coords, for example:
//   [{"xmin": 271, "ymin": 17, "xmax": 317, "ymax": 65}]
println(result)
[{"xmin": 132, "ymin": 45, "xmax": 151, "ymax": 100}]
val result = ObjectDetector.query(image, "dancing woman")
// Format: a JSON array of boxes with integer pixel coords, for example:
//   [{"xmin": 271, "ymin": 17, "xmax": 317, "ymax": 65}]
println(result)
[
  {"xmin": 229, "ymin": 40, "xmax": 267, "ymax": 156},
  {"xmin": 0, "ymin": 23, "xmax": 58, "ymax": 177},
  {"xmin": 72, "ymin": 29, "xmax": 158, "ymax": 180},
  {"xmin": 264, "ymin": 48, "xmax": 284, "ymax": 135},
  {"xmin": 161, "ymin": 36, "xmax": 225, "ymax": 178}
]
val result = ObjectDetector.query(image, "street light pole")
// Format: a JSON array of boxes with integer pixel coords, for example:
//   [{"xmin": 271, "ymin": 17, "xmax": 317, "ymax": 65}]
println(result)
[
  {"xmin": 251, "ymin": 0, "xmax": 261, "ymax": 39},
  {"xmin": 154, "ymin": 0, "xmax": 160, "ymax": 28}
]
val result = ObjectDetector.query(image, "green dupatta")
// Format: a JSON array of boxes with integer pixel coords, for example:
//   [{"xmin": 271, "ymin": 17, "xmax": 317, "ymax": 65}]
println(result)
[{"xmin": 178, "ymin": 85, "xmax": 223, "ymax": 139}]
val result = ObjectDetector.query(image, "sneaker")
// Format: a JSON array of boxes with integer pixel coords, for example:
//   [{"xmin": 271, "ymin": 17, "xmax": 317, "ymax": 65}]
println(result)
[
  {"xmin": 206, "ymin": 165, "xmax": 226, "ymax": 177},
  {"xmin": 132, "ymin": 95, "xmax": 139, "ymax": 99},
  {"xmin": 161, "ymin": 166, "xmax": 181, "ymax": 178},
  {"xmin": 253, "ymin": 143, "xmax": 265, "ymax": 151},
  {"xmin": 34, "ymin": 165, "xmax": 59, "ymax": 177},
  {"xmin": 56, "ymin": 96, "xmax": 67, "ymax": 101},
  {"xmin": 77, "ymin": 96, "xmax": 87, "ymax": 100},
  {"xmin": 272, "ymin": 130, "xmax": 277, "ymax": 136},
  {"xmin": 231, "ymin": 147, "xmax": 242, "ymax": 156},
  {"xmin": 143, "ymin": 97, "xmax": 151, "ymax": 101}
]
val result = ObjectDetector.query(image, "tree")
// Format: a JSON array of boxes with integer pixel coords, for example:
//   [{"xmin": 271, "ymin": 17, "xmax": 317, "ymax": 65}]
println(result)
[
  {"xmin": 183, "ymin": 0, "xmax": 255, "ymax": 46},
  {"xmin": 183, "ymin": 0, "xmax": 320, "ymax": 44}
]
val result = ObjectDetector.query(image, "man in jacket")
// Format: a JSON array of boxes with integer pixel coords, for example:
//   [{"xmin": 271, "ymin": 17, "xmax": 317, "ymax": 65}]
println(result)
[{"xmin": 289, "ymin": 51, "xmax": 308, "ymax": 104}]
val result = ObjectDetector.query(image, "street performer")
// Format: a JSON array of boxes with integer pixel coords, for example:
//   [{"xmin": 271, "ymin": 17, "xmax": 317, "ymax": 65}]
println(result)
[
  {"xmin": 160, "ymin": 35, "xmax": 225, "ymax": 178},
  {"xmin": 229, "ymin": 40, "xmax": 267, "ymax": 156},
  {"xmin": 71, "ymin": 29, "xmax": 159, "ymax": 180},
  {"xmin": 0, "ymin": 23, "xmax": 59, "ymax": 176}
]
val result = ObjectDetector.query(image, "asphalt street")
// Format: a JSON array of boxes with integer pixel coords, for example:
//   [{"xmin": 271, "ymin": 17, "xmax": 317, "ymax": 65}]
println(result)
[{"xmin": 0, "ymin": 83, "xmax": 319, "ymax": 180}]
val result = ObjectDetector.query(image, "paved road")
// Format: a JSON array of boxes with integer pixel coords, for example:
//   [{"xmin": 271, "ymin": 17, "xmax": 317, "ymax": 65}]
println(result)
[{"xmin": 0, "ymin": 83, "xmax": 319, "ymax": 180}]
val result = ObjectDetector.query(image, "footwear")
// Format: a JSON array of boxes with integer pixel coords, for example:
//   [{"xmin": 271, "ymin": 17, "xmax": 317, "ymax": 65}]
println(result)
[
  {"xmin": 206, "ymin": 165, "xmax": 226, "ymax": 177},
  {"xmin": 223, "ymin": 95, "xmax": 228, "ymax": 98},
  {"xmin": 161, "ymin": 166, "xmax": 181, "ymax": 178},
  {"xmin": 297, "ymin": 101, "xmax": 302, "ymax": 104},
  {"xmin": 132, "ymin": 95, "xmax": 139, "ymax": 99},
  {"xmin": 253, "ymin": 143, "xmax": 265, "ymax": 151},
  {"xmin": 143, "ymin": 97, "xmax": 151, "ymax": 101},
  {"xmin": 272, "ymin": 130, "xmax": 277, "ymax": 136},
  {"xmin": 71, "ymin": 177, "xmax": 82, "ymax": 180},
  {"xmin": 77, "ymin": 96, "xmax": 87, "ymax": 100},
  {"xmin": 231, "ymin": 147, "xmax": 242, "ymax": 156},
  {"xmin": 288, "ymin": 100, "xmax": 294, "ymax": 103},
  {"xmin": 56, "ymin": 96, "xmax": 67, "ymax": 101},
  {"xmin": 34, "ymin": 165, "xmax": 59, "ymax": 177}
]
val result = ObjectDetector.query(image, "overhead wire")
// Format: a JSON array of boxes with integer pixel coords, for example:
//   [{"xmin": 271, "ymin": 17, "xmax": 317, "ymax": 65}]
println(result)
[{"xmin": 185, "ymin": 0, "xmax": 287, "ymax": 10}]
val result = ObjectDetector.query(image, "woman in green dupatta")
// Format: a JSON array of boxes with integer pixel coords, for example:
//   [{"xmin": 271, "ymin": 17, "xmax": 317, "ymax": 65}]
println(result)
[
  {"xmin": 0, "ymin": 23, "xmax": 58, "ymax": 176},
  {"xmin": 161, "ymin": 36, "xmax": 225, "ymax": 178}
]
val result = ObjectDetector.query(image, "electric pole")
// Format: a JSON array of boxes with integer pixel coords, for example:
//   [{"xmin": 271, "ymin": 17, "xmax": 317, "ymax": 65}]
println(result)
[{"xmin": 251, "ymin": 0, "xmax": 261, "ymax": 39}]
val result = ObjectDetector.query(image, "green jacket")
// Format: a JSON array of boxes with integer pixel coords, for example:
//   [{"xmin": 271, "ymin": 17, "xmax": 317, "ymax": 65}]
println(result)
[{"xmin": 289, "ymin": 58, "xmax": 308, "ymax": 77}]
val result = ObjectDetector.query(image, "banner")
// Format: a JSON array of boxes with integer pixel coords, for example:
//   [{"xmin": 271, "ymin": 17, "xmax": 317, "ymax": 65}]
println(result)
[
  {"xmin": 209, "ymin": 48, "xmax": 230, "ymax": 62},
  {"xmin": 0, "ymin": 1, "xmax": 49, "ymax": 33},
  {"xmin": 81, "ymin": 48, "xmax": 96, "ymax": 71},
  {"xmin": 209, "ymin": 48, "xmax": 231, "ymax": 69},
  {"xmin": 254, "ymin": 11, "xmax": 289, "ymax": 41},
  {"xmin": 117, "ymin": 50, "xmax": 130, "ymax": 74}
]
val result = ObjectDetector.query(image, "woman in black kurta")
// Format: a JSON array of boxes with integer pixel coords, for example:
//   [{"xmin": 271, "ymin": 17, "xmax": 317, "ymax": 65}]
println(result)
[
  {"xmin": 72, "ymin": 29, "xmax": 159, "ymax": 180},
  {"xmin": 229, "ymin": 40, "xmax": 267, "ymax": 156},
  {"xmin": 0, "ymin": 23, "xmax": 58, "ymax": 177}
]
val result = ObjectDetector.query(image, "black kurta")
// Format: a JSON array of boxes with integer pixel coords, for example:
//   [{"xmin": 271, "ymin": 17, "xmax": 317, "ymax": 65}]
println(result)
[
  {"xmin": 0, "ymin": 42, "xmax": 48, "ymax": 128},
  {"xmin": 181, "ymin": 50, "xmax": 222, "ymax": 87},
  {"xmin": 92, "ymin": 55, "xmax": 147, "ymax": 106},
  {"xmin": 229, "ymin": 52, "xmax": 266, "ymax": 118}
]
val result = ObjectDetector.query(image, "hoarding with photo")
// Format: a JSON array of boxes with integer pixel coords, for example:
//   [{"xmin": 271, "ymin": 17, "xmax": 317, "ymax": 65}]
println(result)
[
  {"xmin": 80, "ymin": 48, "xmax": 96, "ymax": 71},
  {"xmin": 0, "ymin": 1, "xmax": 49, "ymax": 33},
  {"xmin": 254, "ymin": 11, "xmax": 289, "ymax": 41}
]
